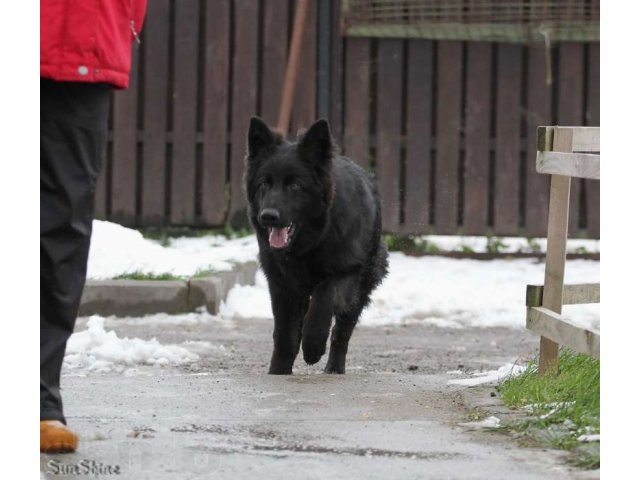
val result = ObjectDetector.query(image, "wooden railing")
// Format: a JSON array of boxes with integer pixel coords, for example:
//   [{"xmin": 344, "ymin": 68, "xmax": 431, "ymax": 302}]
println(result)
[{"xmin": 526, "ymin": 126, "xmax": 600, "ymax": 374}]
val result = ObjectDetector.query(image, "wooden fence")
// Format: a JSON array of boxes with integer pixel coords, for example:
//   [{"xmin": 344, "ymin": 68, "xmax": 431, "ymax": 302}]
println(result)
[
  {"xmin": 526, "ymin": 126, "xmax": 601, "ymax": 374},
  {"xmin": 97, "ymin": 0, "xmax": 600, "ymax": 238}
]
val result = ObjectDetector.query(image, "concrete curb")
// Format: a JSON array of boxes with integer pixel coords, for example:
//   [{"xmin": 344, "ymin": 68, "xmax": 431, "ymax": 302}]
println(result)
[{"xmin": 79, "ymin": 260, "xmax": 259, "ymax": 317}]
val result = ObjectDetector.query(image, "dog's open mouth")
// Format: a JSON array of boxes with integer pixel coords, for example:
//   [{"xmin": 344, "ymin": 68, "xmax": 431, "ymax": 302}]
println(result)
[{"xmin": 268, "ymin": 224, "xmax": 296, "ymax": 249}]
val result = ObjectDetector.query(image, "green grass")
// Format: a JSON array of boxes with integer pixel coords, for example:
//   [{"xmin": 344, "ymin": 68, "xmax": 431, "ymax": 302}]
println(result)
[
  {"xmin": 111, "ymin": 271, "xmax": 184, "ymax": 281},
  {"xmin": 486, "ymin": 236, "xmax": 508, "ymax": 253},
  {"xmin": 498, "ymin": 348, "xmax": 600, "ymax": 469},
  {"xmin": 383, "ymin": 234, "xmax": 440, "ymax": 254},
  {"xmin": 524, "ymin": 238, "xmax": 543, "ymax": 254},
  {"xmin": 111, "ymin": 267, "xmax": 222, "ymax": 281},
  {"xmin": 466, "ymin": 406, "xmax": 490, "ymax": 422},
  {"xmin": 190, "ymin": 268, "xmax": 218, "ymax": 279},
  {"xmin": 140, "ymin": 226, "xmax": 253, "ymax": 246}
]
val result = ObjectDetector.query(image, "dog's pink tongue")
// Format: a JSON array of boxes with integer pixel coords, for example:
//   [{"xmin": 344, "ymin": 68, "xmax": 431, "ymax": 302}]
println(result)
[{"xmin": 269, "ymin": 227, "xmax": 288, "ymax": 248}]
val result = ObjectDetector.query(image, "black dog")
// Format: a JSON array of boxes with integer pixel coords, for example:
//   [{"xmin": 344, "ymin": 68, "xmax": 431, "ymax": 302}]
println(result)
[{"xmin": 244, "ymin": 117, "xmax": 388, "ymax": 374}]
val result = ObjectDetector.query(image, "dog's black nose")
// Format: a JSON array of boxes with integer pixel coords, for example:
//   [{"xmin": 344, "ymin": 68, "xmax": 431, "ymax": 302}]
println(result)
[{"xmin": 259, "ymin": 208, "xmax": 280, "ymax": 225}]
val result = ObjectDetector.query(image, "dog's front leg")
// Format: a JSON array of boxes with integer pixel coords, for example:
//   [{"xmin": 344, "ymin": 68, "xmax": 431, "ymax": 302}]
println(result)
[
  {"xmin": 301, "ymin": 282, "xmax": 334, "ymax": 365},
  {"xmin": 269, "ymin": 290, "xmax": 307, "ymax": 375}
]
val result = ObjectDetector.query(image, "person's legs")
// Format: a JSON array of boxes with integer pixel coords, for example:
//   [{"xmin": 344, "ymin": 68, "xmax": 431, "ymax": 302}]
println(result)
[{"xmin": 40, "ymin": 79, "xmax": 110, "ymax": 445}]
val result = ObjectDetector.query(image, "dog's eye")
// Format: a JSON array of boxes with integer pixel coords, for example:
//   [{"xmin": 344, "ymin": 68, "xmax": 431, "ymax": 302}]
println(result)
[
  {"xmin": 289, "ymin": 182, "xmax": 301, "ymax": 191},
  {"xmin": 259, "ymin": 181, "xmax": 270, "ymax": 190}
]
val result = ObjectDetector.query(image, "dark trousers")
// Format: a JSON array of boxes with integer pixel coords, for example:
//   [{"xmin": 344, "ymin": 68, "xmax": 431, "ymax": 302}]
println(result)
[{"xmin": 40, "ymin": 79, "xmax": 111, "ymax": 423}]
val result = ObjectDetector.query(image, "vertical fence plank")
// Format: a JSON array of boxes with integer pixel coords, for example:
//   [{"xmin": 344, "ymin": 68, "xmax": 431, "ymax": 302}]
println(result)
[
  {"xmin": 343, "ymin": 38, "xmax": 371, "ymax": 168},
  {"xmin": 462, "ymin": 42, "xmax": 491, "ymax": 234},
  {"xmin": 170, "ymin": 0, "xmax": 199, "ymax": 225},
  {"xmin": 403, "ymin": 40, "xmax": 433, "ymax": 234},
  {"xmin": 494, "ymin": 43, "xmax": 523, "ymax": 236},
  {"xmin": 201, "ymin": 0, "xmax": 231, "ymax": 226},
  {"xmin": 434, "ymin": 41, "xmax": 463, "ymax": 235},
  {"xmin": 525, "ymin": 45, "xmax": 553, "ymax": 237},
  {"xmin": 376, "ymin": 39, "xmax": 403, "ymax": 232},
  {"xmin": 140, "ymin": 0, "xmax": 169, "ymax": 226},
  {"xmin": 260, "ymin": 0, "xmax": 289, "ymax": 125},
  {"xmin": 110, "ymin": 47, "xmax": 140, "ymax": 226},
  {"xmin": 317, "ymin": 0, "xmax": 332, "ymax": 121},
  {"xmin": 558, "ymin": 42, "xmax": 585, "ymax": 237},
  {"xmin": 329, "ymin": 0, "xmax": 344, "ymax": 144},
  {"xmin": 229, "ymin": 0, "xmax": 259, "ymax": 225},
  {"xmin": 585, "ymin": 42, "xmax": 600, "ymax": 238},
  {"xmin": 291, "ymin": 0, "xmax": 317, "ymax": 134}
]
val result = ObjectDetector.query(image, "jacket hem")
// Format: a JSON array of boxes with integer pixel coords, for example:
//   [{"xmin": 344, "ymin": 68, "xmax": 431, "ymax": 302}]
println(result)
[{"xmin": 40, "ymin": 63, "xmax": 129, "ymax": 89}]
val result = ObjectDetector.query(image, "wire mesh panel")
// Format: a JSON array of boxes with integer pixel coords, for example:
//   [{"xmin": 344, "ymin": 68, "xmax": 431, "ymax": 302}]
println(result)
[{"xmin": 341, "ymin": 0, "xmax": 600, "ymax": 42}]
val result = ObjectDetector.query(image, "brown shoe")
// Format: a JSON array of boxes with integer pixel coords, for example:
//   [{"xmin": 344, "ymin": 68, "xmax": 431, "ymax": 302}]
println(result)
[{"xmin": 40, "ymin": 420, "xmax": 78, "ymax": 453}]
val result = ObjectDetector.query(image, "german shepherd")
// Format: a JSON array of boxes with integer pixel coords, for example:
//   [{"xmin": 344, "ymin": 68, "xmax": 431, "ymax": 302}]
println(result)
[{"xmin": 244, "ymin": 117, "xmax": 388, "ymax": 374}]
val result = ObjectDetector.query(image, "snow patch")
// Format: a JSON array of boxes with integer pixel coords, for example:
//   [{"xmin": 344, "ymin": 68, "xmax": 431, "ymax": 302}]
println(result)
[
  {"xmin": 219, "ymin": 271, "xmax": 272, "ymax": 319},
  {"xmin": 361, "ymin": 253, "xmax": 599, "ymax": 329},
  {"xmin": 447, "ymin": 362, "xmax": 526, "ymax": 386},
  {"xmin": 100, "ymin": 308, "xmax": 230, "ymax": 327},
  {"xmin": 218, "ymin": 253, "xmax": 599, "ymax": 329},
  {"xmin": 458, "ymin": 416, "xmax": 502, "ymax": 429},
  {"xmin": 86, "ymin": 222, "xmax": 599, "ymax": 330},
  {"xmin": 418, "ymin": 235, "xmax": 598, "ymax": 255},
  {"xmin": 63, "ymin": 317, "xmax": 199, "ymax": 373},
  {"xmin": 87, "ymin": 220, "xmax": 258, "ymax": 279}
]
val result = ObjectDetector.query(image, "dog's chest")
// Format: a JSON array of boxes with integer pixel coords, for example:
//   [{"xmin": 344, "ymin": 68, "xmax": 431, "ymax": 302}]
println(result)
[{"xmin": 270, "ymin": 253, "xmax": 327, "ymax": 294}]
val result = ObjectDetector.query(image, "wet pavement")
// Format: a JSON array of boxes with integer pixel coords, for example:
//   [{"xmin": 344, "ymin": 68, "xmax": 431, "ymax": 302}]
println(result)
[{"xmin": 41, "ymin": 316, "xmax": 598, "ymax": 479}]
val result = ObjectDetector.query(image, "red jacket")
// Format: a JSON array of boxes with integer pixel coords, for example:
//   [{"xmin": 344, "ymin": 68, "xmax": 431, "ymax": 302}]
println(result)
[{"xmin": 40, "ymin": 0, "xmax": 147, "ymax": 89}]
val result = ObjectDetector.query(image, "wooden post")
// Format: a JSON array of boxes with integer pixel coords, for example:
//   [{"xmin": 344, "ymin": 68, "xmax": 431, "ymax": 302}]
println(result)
[
  {"xmin": 538, "ymin": 127, "xmax": 572, "ymax": 374},
  {"xmin": 277, "ymin": 0, "xmax": 311, "ymax": 136}
]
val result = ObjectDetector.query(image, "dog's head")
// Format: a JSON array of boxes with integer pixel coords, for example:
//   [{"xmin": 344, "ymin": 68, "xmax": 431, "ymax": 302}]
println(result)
[{"xmin": 244, "ymin": 117, "xmax": 335, "ymax": 252}]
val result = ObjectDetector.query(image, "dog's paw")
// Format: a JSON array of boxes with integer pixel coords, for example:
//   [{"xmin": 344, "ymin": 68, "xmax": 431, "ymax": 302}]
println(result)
[
  {"xmin": 302, "ymin": 340, "xmax": 325, "ymax": 365},
  {"xmin": 268, "ymin": 367, "xmax": 292, "ymax": 375},
  {"xmin": 268, "ymin": 363, "xmax": 293, "ymax": 375},
  {"xmin": 323, "ymin": 363, "xmax": 345, "ymax": 374},
  {"xmin": 268, "ymin": 355, "xmax": 294, "ymax": 374}
]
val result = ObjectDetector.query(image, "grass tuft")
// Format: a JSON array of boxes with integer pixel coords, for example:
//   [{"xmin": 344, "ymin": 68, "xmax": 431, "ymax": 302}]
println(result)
[
  {"xmin": 112, "ymin": 271, "xmax": 184, "ymax": 281},
  {"xmin": 383, "ymin": 234, "xmax": 439, "ymax": 254},
  {"xmin": 486, "ymin": 236, "xmax": 508, "ymax": 253},
  {"xmin": 498, "ymin": 348, "xmax": 599, "ymax": 469},
  {"xmin": 140, "ymin": 227, "xmax": 253, "ymax": 246}
]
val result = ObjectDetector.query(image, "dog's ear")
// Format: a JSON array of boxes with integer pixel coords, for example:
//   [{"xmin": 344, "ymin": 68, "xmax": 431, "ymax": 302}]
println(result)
[
  {"xmin": 247, "ymin": 117, "xmax": 276, "ymax": 158},
  {"xmin": 298, "ymin": 119, "xmax": 333, "ymax": 163}
]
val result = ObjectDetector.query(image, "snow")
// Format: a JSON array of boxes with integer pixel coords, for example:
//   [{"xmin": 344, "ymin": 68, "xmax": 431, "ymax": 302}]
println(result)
[
  {"xmin": 63, "ymin": 317, "xmax": 199, "ymax": 373},
  {"xmin": 86, "ymin": 221, "xmax": 599, "ymax": 331},
  {"xmin": 100, "ymin": 307, "xmax": 232, "ymax": 327},
  {"xmin": 219, "ymin": 271, "xmax": 271, "ymax": 319},
  {"xmin": 87, "ymin": 220, "xmax": 258, "ymax": 279},
  {"xmin": 458, "ymin": 416, "xmax": 502, "ymax": 429},
  {"xmin": 577, "ymin": 434, "xmax": 600, "ymax": 442},
  {"xmin": 361, "ymin": 253, "xmax": 599, "ymax": 329},
  {"xmin": 419, "ymin": 235, "xmax": 598, "ymax": 255},
  {"xmin": 523, "ymin": 401, "xmax": 577, "ymax": 419},
  {"xmin": 447, "ymin": 362, "xmax": 527, "ymax": 386},
  {"xmin": 219, "ymin": 253, "xmax": 599, "ymax": 330}
]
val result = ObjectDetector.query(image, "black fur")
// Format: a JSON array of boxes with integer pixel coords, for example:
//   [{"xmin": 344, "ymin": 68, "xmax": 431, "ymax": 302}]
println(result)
[{"xmin": 244, "ymin": 117, "xmax": 388, "ymax": 374}]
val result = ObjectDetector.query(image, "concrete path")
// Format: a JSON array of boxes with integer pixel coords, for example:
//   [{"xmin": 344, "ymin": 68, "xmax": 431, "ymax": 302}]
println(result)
[{"xmin": 41, "ymin": 316, "xmax": 598, "ymax": 479}]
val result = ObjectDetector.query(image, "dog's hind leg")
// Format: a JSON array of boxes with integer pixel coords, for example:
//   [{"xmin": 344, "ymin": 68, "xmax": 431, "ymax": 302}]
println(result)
[
  {"xmin": 301, "ymin": 282, "xmax": 334, "ymax": 365},
  {"xmin": 324, "ymin": 310, "xmax": 359, "ymax": 374},
  {"xmin": 269, "ymin": 292, "xmax": 308, "ymax": 375}
]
